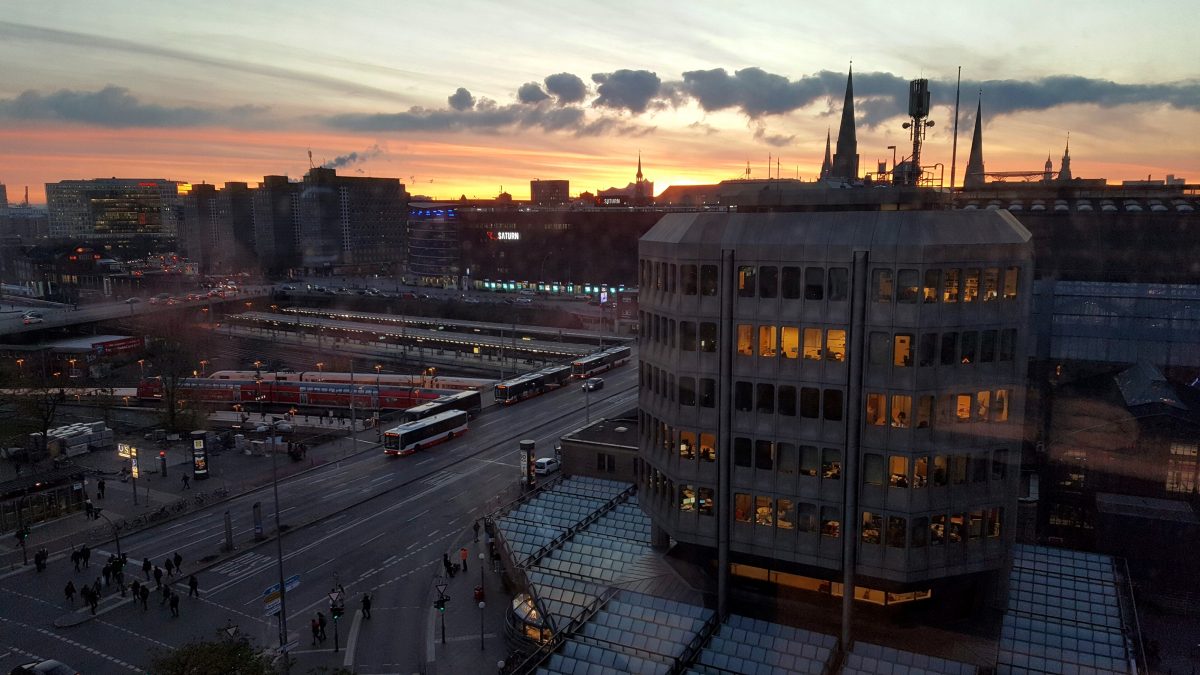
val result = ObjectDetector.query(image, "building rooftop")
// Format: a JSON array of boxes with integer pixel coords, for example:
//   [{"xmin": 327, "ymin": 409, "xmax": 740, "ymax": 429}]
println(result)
[
  {"xmin": 1095, "ymin": 493, "xmax": 1200, "ymax": 524},
  {"xmin": 560, "ymin": 413, "xmax": 639, "ymax": 449}
]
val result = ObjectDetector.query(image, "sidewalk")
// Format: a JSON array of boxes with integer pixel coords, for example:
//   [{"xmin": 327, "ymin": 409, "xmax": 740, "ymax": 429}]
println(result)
[
  {"xmin": 429, "ymin": 533, "xmax": 514, "ymax": 675},
  {"xmin": 0, "ymin": 423, "xmax": 377, "ymax": 571}
]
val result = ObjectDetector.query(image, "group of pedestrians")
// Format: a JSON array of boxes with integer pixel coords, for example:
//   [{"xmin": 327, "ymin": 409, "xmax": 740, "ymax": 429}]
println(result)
[{"xmin": 51, "ymin": 544, "xmax": 197, "ymax": 620}]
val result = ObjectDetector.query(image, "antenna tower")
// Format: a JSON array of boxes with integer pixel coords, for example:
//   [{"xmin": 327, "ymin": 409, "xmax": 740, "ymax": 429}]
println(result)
[{"xmin": 901, "ymin": 79, "xmax": 936, "ymax": 186}]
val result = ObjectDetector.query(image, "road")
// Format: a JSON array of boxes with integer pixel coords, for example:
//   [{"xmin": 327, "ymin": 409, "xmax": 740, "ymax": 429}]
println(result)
[
  {"xmin": 0, "ymin": 289, "xmax": 271, "ymax": 337},
  {"xmin": 0, "ymin": 365, "xmax": 637, "ymax": 673}
]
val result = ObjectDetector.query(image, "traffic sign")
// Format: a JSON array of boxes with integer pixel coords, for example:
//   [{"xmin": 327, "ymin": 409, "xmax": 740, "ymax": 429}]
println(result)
[{"xmin": 263, "ymin": 574, "xmax": 301, "ymax": 598}]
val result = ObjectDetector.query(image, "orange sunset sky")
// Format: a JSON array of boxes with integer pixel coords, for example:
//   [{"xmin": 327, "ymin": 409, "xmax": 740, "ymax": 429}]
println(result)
[{"xmin": 1, "ymin": 1, "xmax": 1198, "ymax": 205}]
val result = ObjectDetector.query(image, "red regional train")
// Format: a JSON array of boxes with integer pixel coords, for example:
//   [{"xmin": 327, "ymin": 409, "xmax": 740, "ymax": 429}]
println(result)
[
  {"xmin": 207, "ymin": 370, "xmax": 492, "ymax": 391},
  {"xmin": 136, "ymin": 377, "xmax": 450, "ymax": 411}
]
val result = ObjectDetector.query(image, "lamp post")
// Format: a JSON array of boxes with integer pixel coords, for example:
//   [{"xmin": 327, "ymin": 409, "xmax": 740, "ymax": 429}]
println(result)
[
  {"xmin": 137, "ymin": 359, "xmax": 144, "ymax": 380},
  {"xmin": 887, "ymin": 145, "xmax": 897, "ymax": 175},
  {"xmin": 93, "ymin": 509, "xmax": 122, "ymax": 558},
  {"xmin": 199, "ymin": 359, "xmax": 209, "ymax": 376},
  {"xmin": 479, "ymin": 551, "xmax": 485, "ymax": 589},
  {"xmin": 15, "ymin": 358, "xmax": 24, "ymax": 377}
]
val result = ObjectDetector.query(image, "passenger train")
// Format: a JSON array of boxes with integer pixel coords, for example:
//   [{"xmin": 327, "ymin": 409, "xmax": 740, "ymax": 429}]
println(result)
[
  {"xmin": 136, "ymin": 377, "xmax": 450, "ymax": 411},
  {"xmin": 207, "ymin": 370, "xmax": 492, "ymax": 391}
]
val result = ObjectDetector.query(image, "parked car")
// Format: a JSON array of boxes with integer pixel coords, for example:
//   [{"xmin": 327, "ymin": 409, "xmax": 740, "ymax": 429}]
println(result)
[
  {"xmin": 534, "ymin": 457, "xmax": 561, "ymax": 475},
  {"xmin": 581, "ymin": 377, "xmax": 604, "ymax": 392},
  {"xmin": 124, "ymin": 297, "xmax": 142, "ymax": 304},
  {"xmin": 22, "ymin": 316, "xmax": 43, "ymax": 325},
  {"xmin": 9, "ymin": 659, "xmax": 79, "ymax": 675}
]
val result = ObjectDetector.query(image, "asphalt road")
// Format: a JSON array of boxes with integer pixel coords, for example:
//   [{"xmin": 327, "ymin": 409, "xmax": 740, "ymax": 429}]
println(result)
[{"xmin": 0, "ymin": 365, "xmax": 637, "ymax": 673}]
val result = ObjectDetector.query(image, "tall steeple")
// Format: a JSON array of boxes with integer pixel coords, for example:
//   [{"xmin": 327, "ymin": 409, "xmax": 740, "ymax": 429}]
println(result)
[
  {"xmin": 830, "ymin": 65, "xmax": 859, "ymax": 180},
  {"xmin": 819, "ymin": 129, "xmax": 833, "ymax": 180},
  {"xmin": 636, "ymin": 152, "xmax": 644, "ymax": 182},
  {"xmin": 963, "ymin": 94, "xmax": 986, "ymax": 189},
  {"xmin": 1044, "ymin": 153, "xmax": 1054, "ymax": 183},
  {"xmin": 1058, "ymin": 135, "xmax": 1072, "ymax": 182}
]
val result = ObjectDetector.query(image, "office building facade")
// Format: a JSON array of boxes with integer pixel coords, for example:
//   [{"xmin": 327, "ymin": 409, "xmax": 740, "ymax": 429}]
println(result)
[
  {"xmin": 45, "ymin": 178, "xmax": 181, "ymax": 241},
  {"xmin": 251, "ymin": 175, "xmax": 302, "ymax": 274},
  {"xmin": 296, "ymin": 167, "xmax": 407, "ymax": 274},
  {"xmin": 636, "ymin": 210, "xmax": 1032, "ymax": 605},
  {"xmin": 530, "ymin": 179, "xmax": 570, "ymax": 206}
]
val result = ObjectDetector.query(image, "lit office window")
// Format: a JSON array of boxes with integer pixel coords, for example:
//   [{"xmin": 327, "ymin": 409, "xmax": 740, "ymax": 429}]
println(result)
[
  {"xmin": 976, "ymin": 390, "xmax": 991, "ymax": 422},
  {"xmin": 777, "ymin": 499, "xmax": 796, "ymax": 530},
  {"xmin": 913, "ymin": 457, "xmax": 928, "ymax": 488},
  {"xmin": 894, "ymin": 333, "xmax": 913, "ymax": 367},
  {"xmin": 821, "ymin": 507, "xmax": 841, "ymax": 537},
  {"xmin": 930, "ymin": 515, "xmax": 946, "ymax": 545},
  {"xmin": 943, "ymin": 268, "xmax": 960, "ymax": 303},
  {"xmin": 737, "ymin": 324, "xmax": 753, "ymax": 356},
  {"xmin": 1003, "ymin": 266, "xmax": 1019, "ymax": 299},
  {"xmin": 889, "ymin": 456, "xmax": 909, "ymax": 488},
  {"xmin": 755, "ymin": 496, "xmax": 774, "ymax": 526},
  {"xmin": 923, "ymin": 269, "xmax": 940, "ymax": 303},
  {"xmin": 758, "ymin": 325, "xmax": 777, "ymax": 357},
  {"xmin": 679, "ymin": 431, "xmax": 696, "ymax": 460},
  {"xmin": 699, "ymin": 433, "xmax": 716, "ymax": 462},
  {"xmin": 735, "ymin": 493, "xmax": 752, "ymax": 523},
  {"xmin": 698, "ymin": 488, "xmax": 714, "ymax": 516},
  {"xmin": 862, "ymin": 512, "xmax": 883, "ymax": 544},
  {"xmin": 994, "ymin": 389, "xmax": 1010, "ymax": 421},
  {"xmin": 963, "ymin": 268, "xmax": 980, "ymax": 302},
  {"xmin": 872, "ymin": 269, "xmax": 894, "ymax": 303},
  {"xmin": 738, "ymin": 265, "xmax": 757, "ymax": 297},
  {"xmin": 803, "ymin": 328, "xmax": 823, "ymax": 360},
  {"xmin": 781, "ymin": 327, "xmax": 799, "ymax": 359},
  {"xmin": 826, "ymin": 330, "xmax": 846, "ymax": 362},
  {"xmin": 982, "ymin": 268, "xmax": 999, "ymax": 301},
  {"xmin": 866, "ymin": 393, "xmax": 887, "ymax": 426},
  {"xmin": 679, "ymin": 484, "xmax": 696, "ymax": 512}
]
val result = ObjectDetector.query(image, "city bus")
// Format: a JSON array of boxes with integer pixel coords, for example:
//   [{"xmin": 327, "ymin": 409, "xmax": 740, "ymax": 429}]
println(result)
[
  {"xmin": 401, "ymin": 390, "xmax": 483, "ymax": 422},
  {"xmin": 383, "ymin": 410, "xmax": 469, "ymax": 456},
  {"xmin": 570, "ymin": 346, "xmax": 632, "ymax": 379}
]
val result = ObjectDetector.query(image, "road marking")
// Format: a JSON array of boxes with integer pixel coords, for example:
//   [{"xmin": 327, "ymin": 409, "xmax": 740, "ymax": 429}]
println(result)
[
  {"xmin": 425, "ymin": 529, "xmax": 441, "ymax": 540},
  {"xmin": 404, "ymin": 508, "xmax": 430, "ymax": 523},
  {"xmin": 443, "ymin": 632, "xmax": 498, "ymax": 643},
  {"xmin": 0, "ymin": 616, "xmax": 140, "ymax": 672},
  {"xmin": 210, "ymin": 552, "xmax": 274, "ymax": 577},
  {"xmin": 361, "ymin": 532, "xmax": 387, "ymax": 546},
  {"xmin": 342, "ymin": 609, "xmax": 363, "ymax": 667}
]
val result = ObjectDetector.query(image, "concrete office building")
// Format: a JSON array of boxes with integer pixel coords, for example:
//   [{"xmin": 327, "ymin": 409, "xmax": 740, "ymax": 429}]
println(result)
[
  {"xmin": 251, "ymin": 175, "xmax": 302, "ymax": 274},
  {"xmin": 636, "ymin": 209, "xmax": 1032, "ymax": 609},
  {"xmin": 530, "ymin": 179, "xmax": 570, "ymax": 206},
  {"xmin": 45, "ymin": 178, "xmax": 181, "ymax": 241},
  {"xmin": 296, "ymin": 167, "xmax": 407, "ymax": 274}
]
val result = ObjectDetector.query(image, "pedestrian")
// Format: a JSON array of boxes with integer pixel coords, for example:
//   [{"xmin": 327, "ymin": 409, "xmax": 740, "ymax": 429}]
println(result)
[
  {"xmin": 153, "ymin": 566, "xmax": 163, "ymax": 589},
  {"xmin": 92, "ymin": 577, "xmax": 101, "ymax": 598},
  {"xmin": 84, "ymin": 498, "xmax": 94, "ymax": 519},
  {"xmin": 181, "ymin": 474, "xmax": 190, "ymax": 490},
  {"xmin": 130, "ymin": 579, "xmax": 140, "ymax": 602},
  {"xmin": 473, "ymin": 520, "xmax": 481, "ymax": 542},
  {"xmin": 188, "ymin": 574, "xmax": 199, "ymax": 598},
  {"xmin": 139, "ymin": 585, "xmax": 149, "ymax": 611},
  {"xmin": 160, "ymin": 583, "xmax": 170, "ymax": 605},
  {"xmin": 71, "ymin": 549, "xmax": 80, "ymax": 572},
  {"xmin": 169, "ymin": 591, "xmax": 180, "ymax": 617},
  {"xmin": 81, "ymin": 545, "xmax": 90, "ymax": 568},
  {"xmin": 142, "ymin": 557, "xmax": 152, "ymax": 579},
  {"xmin": 317, "ymin": 612, "xmax": 327, "ymax": 641},
  {"xmin": 97, "ymin": 478, "xmax": 106, "ymax": 499},
  {"xmin": 64, "ymin": 581, "xmax": 76, "ymax": 605},
  {"xmin": 102, "ymin": 563, "xmax": 112, "ymax": 586},
  {"xmin": 173, "ymin": 551, "xmax": 182, "ymax": 571},
  {"xmin": 164, "ymin": 558, "xmax": 175, "ymax": 578},
  {"xmin": 361, "ymin": 593, "xmax": 371, "ymax": 619},
  {"xmin": 460, "ymin": 546, "xmax": 469, "ymax": 572},
  {"xmin": 116, "ymin": 570, "xmax": 126, "ymax": 595},
  {"xmin": 310, "ymin": 618, "xmax": 320, "ymax": 646},
  {"xmin": 442, "ymin": 553, "xmax": 453, "ymax": 577}
]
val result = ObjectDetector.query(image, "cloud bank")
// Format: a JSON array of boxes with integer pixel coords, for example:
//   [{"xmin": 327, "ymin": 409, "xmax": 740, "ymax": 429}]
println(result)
[{"xmin": 0, "ymin": 85, "xmax": 267, "ymax": 127}]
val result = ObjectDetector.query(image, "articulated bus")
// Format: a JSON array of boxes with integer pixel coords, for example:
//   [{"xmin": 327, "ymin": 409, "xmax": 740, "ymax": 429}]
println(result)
[
  {"xmin": 383, "ymin": 410, "xmax": 469, "ymax": 456},
  {"xmin": 493, "ymin": 364, "xmax": 573, "ymax": 405},
  {"xmin": 401, "ymin": 390, "xmax": 483, "ymax": 423},
  {"xmin": 570, "ymin": 346, "xmax": 632, "ymax": 379}
]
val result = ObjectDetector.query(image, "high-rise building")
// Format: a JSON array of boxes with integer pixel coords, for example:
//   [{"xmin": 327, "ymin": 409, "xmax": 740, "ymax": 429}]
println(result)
[
  {"xmin": 252, "ymin": 175, "xmax": 302, "ymax": 274},
  {"xmin": 530, "ymin": 179, "xmax": 570, "ymax": 206},
  {"xmin": 636, "ymin": 208, "xmax": 1032, "ymax": 611},
  {"xmin": 179, "ymin": 183, "xmax": 218, "ymax": 271},
  {"xmin": 296, "ymin": 168, "xmax": 407, "ymax": 274},
  {"xmin": 45, "ymin": 178, "xmax": 181, "ymax": 241},
  {"xmin": 180, "ymin": 182, "xmax": 256, "ymax": 273}
]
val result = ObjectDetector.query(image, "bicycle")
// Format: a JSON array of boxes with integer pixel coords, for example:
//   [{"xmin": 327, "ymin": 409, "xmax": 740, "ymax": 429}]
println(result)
[{"xmin": 213, "ymin": 487, "xmax": 230, "ymax": 499}]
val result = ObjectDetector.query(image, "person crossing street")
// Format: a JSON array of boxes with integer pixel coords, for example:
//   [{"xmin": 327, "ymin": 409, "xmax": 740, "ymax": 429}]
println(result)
[
  {"xmin": 63, "ymin": 581, "xmax": 76, "ymax": 606},
  {"xmin": 361, "ymin": 593, "xmax": 372, "ymax": 619},
  {"xmin": 459, "ymin": 546, "xmax": 469, "ymax": 572},
  {"xmin": 188, "ymin": 574, "xmax": 199, "ymax": 598}
]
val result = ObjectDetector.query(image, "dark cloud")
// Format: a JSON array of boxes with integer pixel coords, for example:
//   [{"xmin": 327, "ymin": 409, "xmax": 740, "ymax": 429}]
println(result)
[
  {"xmin": 591, "ymin": 70, "xmax": 662, "ymax": 114},
  {"xmin": 518, "ymin": 82, "xmax": 550, "ymax": 104},
  {"xmin": 326, "ymin": 100, "xmax": 643, "ymax": 137},
  {"xmin": 324, "ymin": 144, "xmax": 383, "ymax": 169},
  {"xmin": 753, "ymin": 124, "xmax": 795, "ymax": 147},
  {"xmin": 447, "ymin": 88, "xmax": 475, "ymax": 111},
  {"xmin": 671, "ymin": 67, "xmax": 1200, "ymax": 127},
  {"xmin": 544, "ymin": 72, "xmax": 587, "ymax": 105},
  {"xmin": 0, "ymin": 85, "xmax": 265, "ymax": 127}
]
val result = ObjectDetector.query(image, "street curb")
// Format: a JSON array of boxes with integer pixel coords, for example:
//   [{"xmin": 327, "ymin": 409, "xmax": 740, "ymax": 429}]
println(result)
[{"xmin": 54, "ymin": 594, "xmax": 134, "ymax": 628}]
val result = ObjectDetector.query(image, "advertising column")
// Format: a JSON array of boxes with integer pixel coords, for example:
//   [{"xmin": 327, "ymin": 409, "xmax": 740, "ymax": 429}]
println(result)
[
  {"xmin": 191, "ymin": 430, "xmax": 210, "ymax": 480},
  {"xmin": 519, "ymin": 439, "xmax": 536, "ymax": 491}
]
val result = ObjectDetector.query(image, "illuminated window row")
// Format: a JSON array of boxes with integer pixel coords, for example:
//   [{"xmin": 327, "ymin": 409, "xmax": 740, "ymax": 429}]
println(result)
[
  {"xmin": 733, "ymin": 438, "xmax": 843, "ymax": 480},
  {"xmin": 863, "ymin": 389, "xmax": 1011, "ymax": 428},
  {"xmin": 862, "ymin": 508, "xmax": 1003, "ymax": 548},
  {"xmin": 872, "ymin": 266, "xmax": 1020, "ymax": 305},
  {"xmin": 640, "ymin": 312, "xmax": 718, "ymax": 353},
  {"xmin": 735, "ymin": 493, "xmax": 841, "ymax": 537},
  {"xmin": 736, "ymin": 325, "xmax": 847, "ymax": 362},
  {"xmin": 862, "ymin": 450, "xmax": 1008, "ymax": 489}
]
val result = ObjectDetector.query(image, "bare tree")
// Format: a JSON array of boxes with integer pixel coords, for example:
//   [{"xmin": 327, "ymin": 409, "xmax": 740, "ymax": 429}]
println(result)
[
  {"xmin": 142, "ymin": 329, "xmax": 213, "ymax": 432},
  {"xmin": 0, "ymin": 353, "xmax": 67, "ymax": 466}
]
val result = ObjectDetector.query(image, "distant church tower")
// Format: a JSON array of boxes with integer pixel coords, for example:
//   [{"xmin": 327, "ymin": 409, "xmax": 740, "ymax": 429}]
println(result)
[
  {"xmin": 830, "ymin": 66, "xmax": 859, "ymax": 181},
  {"xmin": 634, "ymin": 152, "xmax": 651, "ymax": 205},
  {"xmin": 1058, "ymin": 136, "xmax": 1073, "ymax": 182},
  {"xmin": 963, "ymin": 95, "xmax": 986, "ymax": 189},
  {"xmin": 819, "ymin": 129, "xmax": 833, "ymax": 180},
  {"xmin": 1043, "ymin": 154, "xmax": 1054, "ymax": 183}
]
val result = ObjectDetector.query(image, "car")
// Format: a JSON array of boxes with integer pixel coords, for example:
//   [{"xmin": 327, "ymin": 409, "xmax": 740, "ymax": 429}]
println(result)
[
  {"xmin": 22, "ymin": 311, "xmax": 43, "ymax": 319},
  {"xmin": 22, "ymin": 316, "xmax": 43, "ymax": 325},
  {"xmin": 124, "ymin": 297, "xmax": 141, "ymax": 304},
  {"xmin": 581, "ymin": 377, "xmax": 604, "ymax": 392},
  {"xmin": 513, "ymin": 297, "xmax": 533, "ymax": 305},
  {"xmin": 9, "ymin": 659, "xmax": 79, "ymax": 675},
  {"xmin": 533, "ymin": 457, "xmax": 561, "ymax": 476},
  {"xmin": 463, "ymin": 297, "xmax": 481, "ymax": 304},
  {"xmin": 282, "ymin": 285, "xmax": 296, "ymax": 290}
]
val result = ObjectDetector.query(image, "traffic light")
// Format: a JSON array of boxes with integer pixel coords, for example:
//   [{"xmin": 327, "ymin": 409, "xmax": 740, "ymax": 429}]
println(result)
[
  {"xmin": 434, "ymin": 596, "xmax": 446, "ymax": 612},
  {"xmin": 330, "ymin": 604, "xmax": 344, "ymax": 621},
  {"xmin": 15, "ymin": 526, "xmax": 30, "ymax": 543}
]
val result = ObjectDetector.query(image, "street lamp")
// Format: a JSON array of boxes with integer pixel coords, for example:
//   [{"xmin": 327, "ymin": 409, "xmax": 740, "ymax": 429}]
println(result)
[
  {"xmin": 887, "ymin": 145, "xmax": 897, "ymax": 174},
  {"xmin": 478, "ymin": 600, "xmax": 486, "ymax": 651},
  {"xmin": 137, "ymin": 359, "xmax": 145, "ymax": 379},
  {"xmin": 93, "ymin": 509, "xmax": 122, "ymax": 558},
  {"xmin": 199, "ymin": 359, "xmax": 209, "ymax": 376},
  {"xmin": 68, "ymin": 358, "xmax": 77, "ymax": 378}
]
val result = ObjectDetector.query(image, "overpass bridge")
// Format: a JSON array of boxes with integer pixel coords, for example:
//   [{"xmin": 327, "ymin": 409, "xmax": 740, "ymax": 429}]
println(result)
[{"xmin": 0, "ymin": 289, "xmax": 274, "ymax": 338}]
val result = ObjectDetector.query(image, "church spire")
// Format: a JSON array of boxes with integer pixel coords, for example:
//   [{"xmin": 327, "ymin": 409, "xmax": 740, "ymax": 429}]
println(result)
[
  {"xmin": 1058, "ymin": 134, "xmax": 1072, "ymax": 181},
  {"xmin": 819, "ymin": 129, "xmax": 833, "ymax": 180},
  {"xmin": 830, "ymin": 65, "xmax": 859, "ymax": 180},
  {"xmin": 963, "ymin": 94, "xmax": 986, "ymax": 189},
  {"xmin": 636, "ymin": 151, "xmax": 643, "ymax": 182}
]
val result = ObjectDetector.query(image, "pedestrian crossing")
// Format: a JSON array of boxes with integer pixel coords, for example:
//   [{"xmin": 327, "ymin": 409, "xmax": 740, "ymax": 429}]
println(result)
[{"xmin": 209, "ymin": 551, "xmax": 274, "ymax": 577}]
